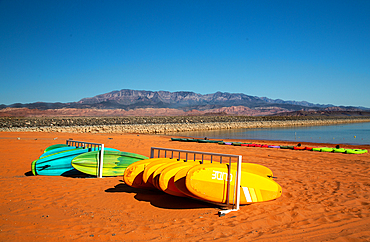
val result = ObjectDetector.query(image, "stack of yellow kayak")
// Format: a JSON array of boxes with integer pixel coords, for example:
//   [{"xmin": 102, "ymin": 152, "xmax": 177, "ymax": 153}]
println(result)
[{"xmin": 123, "ymin": 158, "xmax": 282, "ymax": 205}]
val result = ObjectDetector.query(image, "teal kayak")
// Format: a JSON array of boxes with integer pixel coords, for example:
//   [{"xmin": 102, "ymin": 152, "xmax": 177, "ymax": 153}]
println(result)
[
  {"xmin": 171, "ymin": 138, "xmax": 187, "ymax": 142},
  {"xmin": 197, "ymin": 139, "xmax": 224, "ymax": 143},
  {"xmin": 40, "ymin": 146, "xmax": 78, "ymax": 158}
]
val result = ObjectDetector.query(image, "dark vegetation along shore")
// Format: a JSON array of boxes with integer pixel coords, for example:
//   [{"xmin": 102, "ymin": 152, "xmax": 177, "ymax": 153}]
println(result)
[{"xmin": 1, "ymin": 116, "xmax": 370, "ymax": 134}]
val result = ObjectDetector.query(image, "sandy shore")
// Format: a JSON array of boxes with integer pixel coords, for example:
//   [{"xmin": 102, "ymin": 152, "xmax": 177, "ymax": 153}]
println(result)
[{"xmin": 1, "ymin": 132, "xmax": 369, "ymax": 241}]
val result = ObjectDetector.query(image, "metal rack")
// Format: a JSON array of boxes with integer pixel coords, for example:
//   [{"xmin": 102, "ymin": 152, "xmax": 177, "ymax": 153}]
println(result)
[
  {"xmin": 150, "ymin": 147, "xmax": 242, "ymax": 216},
  {"xmin": 66, "ymin": 140, "xmax": 105, "ymax": 178}
]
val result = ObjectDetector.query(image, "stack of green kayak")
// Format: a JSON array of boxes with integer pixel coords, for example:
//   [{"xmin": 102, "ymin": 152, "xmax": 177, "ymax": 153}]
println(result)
[
  {"xmin": 171, "ymin": 137, "xmax": 223, "ymax": 143},
  {"xmin": 311, "ymin": 147, "xmax": 368, "ymax": 154},
  {"xmin": 31, "ymin": 143, "xmax": 148, "ymax": 177}
]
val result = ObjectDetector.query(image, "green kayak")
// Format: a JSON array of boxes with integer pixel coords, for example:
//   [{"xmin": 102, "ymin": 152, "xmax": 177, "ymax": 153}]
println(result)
[
  {"xmin": 333, "ymin": 148, "xmax": 346, "ymax": 153},
  {"xmin": 72, "ymin": 151, "xmax": 148, "ymax": 177},
  {"xmin": 320, "ymin": 147, "xmax": 334, "ymax": 152},
  {"xmin": 197, "ymin": 139, "xmax": 224, "ymax": 143},
  {"xmin": 312, "ymin": 147, "xmax": 322, "ymax": 152},
  {"xmin": 44, "ymin": 144, "xmax": 69, "ymax": 153},
  {"xmin": 345, "ymin": 149, "xmax": 368, "ymax": 154},
  {"xmin": 232, "ymin": 142, "xmax": 243, "ymax": 146}
]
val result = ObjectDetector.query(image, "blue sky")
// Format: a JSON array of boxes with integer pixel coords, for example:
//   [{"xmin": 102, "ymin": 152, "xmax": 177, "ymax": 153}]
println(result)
[{"xmin": 1, "ymin": 0, "xmax": 369, "ymax": 107}]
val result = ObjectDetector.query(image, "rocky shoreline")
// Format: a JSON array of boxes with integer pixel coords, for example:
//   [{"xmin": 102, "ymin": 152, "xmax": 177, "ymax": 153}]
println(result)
[{"xmin": 1, "ymin": 116, "xmax": 369, "ymax": 134}]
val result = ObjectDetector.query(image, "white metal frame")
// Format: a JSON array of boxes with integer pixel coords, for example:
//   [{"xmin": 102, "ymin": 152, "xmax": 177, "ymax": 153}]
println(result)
[
  {"xmin": 150, "ymin": 147, "xmax": 242, "ymax": 216},
  {"xmin": 66, "ymin": 140, "xmax": 105, "ymax": 178}
]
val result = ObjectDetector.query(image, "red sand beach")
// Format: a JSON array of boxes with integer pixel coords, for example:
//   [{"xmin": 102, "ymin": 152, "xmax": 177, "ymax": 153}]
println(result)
[{"xmin": 0, "ymin": 132, "xmax": 369, "ymax": 241}]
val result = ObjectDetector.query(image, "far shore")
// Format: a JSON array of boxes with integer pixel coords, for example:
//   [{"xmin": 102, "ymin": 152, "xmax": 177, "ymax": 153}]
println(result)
[{"xmin": 1, "ymin": 116, "xmax": 369, "ymax": 134}]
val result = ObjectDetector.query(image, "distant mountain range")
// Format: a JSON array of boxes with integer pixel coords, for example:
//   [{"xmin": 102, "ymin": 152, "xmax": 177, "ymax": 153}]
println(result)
[
  {"xmin": 1, "ymin": 89, "xmax": 368, "ymax": 117},
  {"xmin": 77, "ymin": 89, "xmax": 335, "ymax": 110}
]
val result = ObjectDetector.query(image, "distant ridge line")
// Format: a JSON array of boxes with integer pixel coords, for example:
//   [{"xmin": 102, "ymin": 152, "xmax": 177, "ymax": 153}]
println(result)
[{"xmin": 1, "ymin": 89, "xmax": 368, "ymax": 117}]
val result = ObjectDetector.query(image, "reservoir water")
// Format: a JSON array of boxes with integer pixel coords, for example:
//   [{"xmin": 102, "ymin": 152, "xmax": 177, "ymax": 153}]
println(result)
[{"xmin": 169, "ymin": 122, "xmax": 370, "ymax": 145}]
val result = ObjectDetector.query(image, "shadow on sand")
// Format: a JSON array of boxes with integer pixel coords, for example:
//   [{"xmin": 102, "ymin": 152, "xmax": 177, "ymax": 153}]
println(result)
[
  {"xmin": 24, "ymin": 170, "xmax": 95, "ymax": 178},
  {"xmin": 24, "ymin": 171, "xmax": 33, "ymax": 176},
  {"xmin": 105, "ymin": 183, "xmax": 221, "ymax": 210}
]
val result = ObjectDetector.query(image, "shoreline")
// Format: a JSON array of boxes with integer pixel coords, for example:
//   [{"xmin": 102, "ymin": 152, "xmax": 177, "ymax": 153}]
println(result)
[
  {"xmin": 1, "ymin": 132, "xmax": 369, "ymax": 241},
  {"xmin": 1, "ymin": 117, "xmax": 369, "ymax": 134}
]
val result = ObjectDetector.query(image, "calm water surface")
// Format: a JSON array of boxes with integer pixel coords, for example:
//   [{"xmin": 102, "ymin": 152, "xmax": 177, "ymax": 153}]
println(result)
[{"xmin": 168, "ymin": 122, "xmax": 370, "ymax": 145}]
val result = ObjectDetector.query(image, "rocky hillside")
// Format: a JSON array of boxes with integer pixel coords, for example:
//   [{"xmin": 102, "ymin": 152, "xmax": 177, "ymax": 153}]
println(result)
[
  {"xmin": 1, "ymin": 89, "xmax": 367, "ymax": 117},
  {"xmin": 77, "ymin": 89, "xmax": 333, "ymax": 110}
]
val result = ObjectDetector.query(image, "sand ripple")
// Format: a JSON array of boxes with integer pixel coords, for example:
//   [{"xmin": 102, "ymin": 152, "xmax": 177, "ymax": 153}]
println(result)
[{"xmin": 0, "ymin": 132, "xmax": 369, "ymax": 241}]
